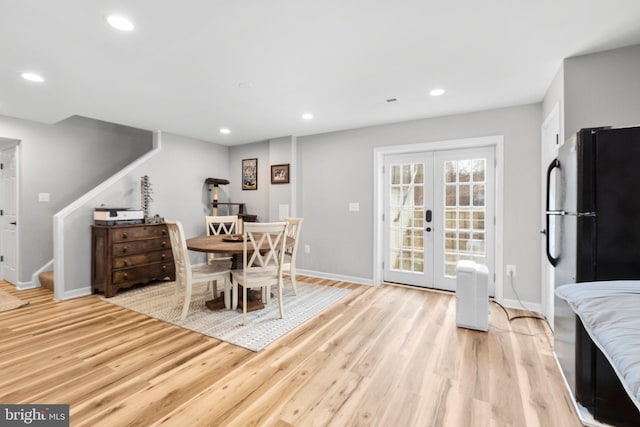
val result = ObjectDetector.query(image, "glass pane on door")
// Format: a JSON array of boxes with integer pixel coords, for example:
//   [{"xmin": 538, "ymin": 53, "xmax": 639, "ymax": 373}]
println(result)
[
  {"xmin": 442, "ymin": 158, "xmax": 487, "ymax": 277},
  {"xmin": 389, "ymin": 162, "xmax": 425, "ymax": 274}
]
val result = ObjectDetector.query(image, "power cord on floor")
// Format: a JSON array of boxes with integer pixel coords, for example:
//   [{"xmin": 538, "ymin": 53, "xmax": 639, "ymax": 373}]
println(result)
[
  {"xmin": 492, "ymin": 270, "xmax": 546, "ymax": 322},
  {"xmin": 492, "ymin": 298, "xmax": 545, "ymax": 322}
]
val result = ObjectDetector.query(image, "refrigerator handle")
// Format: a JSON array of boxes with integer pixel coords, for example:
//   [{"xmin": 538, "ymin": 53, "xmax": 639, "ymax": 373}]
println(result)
[{"xmin": 546, "ymin": 159, "xmax": 561, "ymax": 266}]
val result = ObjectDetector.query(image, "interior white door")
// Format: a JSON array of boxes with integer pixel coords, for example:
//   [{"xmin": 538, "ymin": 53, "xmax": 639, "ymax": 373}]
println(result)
[
  {"xmin": 540, "ymin": 105, "xmax": 560, "ymax": 330},
  {"xmin": 383, "ymin": 147, "xmax": 495, "ymax": 293},
  {"xmin": 383, "ymin": 154, "xmax": 435, "ymax": 287},
  {"xmin": 0, "ymin": 144, "xmax": 18, "ymax": 284}
]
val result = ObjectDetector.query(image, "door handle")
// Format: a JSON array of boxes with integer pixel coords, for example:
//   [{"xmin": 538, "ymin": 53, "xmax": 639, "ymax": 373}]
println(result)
[
  {"xmin": 545, "ymin": 159, "xmax": 560, "ymax": 266},
  {"xmin": 425, "ymin": 209, "xmax": 432, "ymax": 222},
  {"xmin": 10, "ymin": 221, "xmax": 16, "ymax": 225}
]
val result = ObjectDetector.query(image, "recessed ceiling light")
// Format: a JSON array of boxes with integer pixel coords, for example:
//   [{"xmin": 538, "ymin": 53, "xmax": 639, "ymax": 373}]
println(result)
[
  {"xmin": 21, "ymin": 72, "xmax": 45, "ymax": 83},
  {"xmin": 429, "ymin": 88, "xmax": 445, "ymax": 97},
  {"xmin": 301, "ymin": 113, "xmax": 313, "ymax": 120},
  {"xmin": 219, "ymin": 128, "xmax": 231, "ymax": 134},
  {"xmin": 106, "ymin": 15, "xmax": 135, "ymax": 32}
]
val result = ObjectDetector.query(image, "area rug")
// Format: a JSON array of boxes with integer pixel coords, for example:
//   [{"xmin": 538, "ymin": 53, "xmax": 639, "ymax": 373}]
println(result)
[
  {"xmin": 0, "ymin": 288, "xmax": 29, "ymax": 312},
  {"xmin": 100, "ymin": 280, "xmax": 350, "ymax": 352}
]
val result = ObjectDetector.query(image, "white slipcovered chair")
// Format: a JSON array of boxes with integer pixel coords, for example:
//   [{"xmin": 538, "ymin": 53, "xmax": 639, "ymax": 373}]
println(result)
[
  {"xmin": 165, "ymin": 220, "xmax": 231, "ymax": 320},
  {"xmin": 283, "ymin": 217, "xmax": 304, "ymax": 295},
  {"xmin": 229, "ymin": 222, "xmax": 288, "ymax": 325},
  {"xmin": 204, "ymin": 215, "xmax": 238, "ymax": 296}
]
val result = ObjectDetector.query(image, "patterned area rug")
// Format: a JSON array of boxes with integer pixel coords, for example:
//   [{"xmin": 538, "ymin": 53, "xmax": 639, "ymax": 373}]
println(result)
[
  {"xmin": 100, "ymin": 280, "xmax": 350, "ymax": 352},
  {"xmin": 0, "ymin": 288, "xmax": 29, "ymax": 312}
]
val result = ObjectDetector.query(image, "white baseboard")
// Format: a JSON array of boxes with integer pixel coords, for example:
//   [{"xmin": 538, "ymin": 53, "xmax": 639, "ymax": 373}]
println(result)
[
  {"xmin": 56, "ymin": 286, "xmax": 92, "ymax": 301},
  {"xmin": 297, "ymin": 269, "xmax": 375, "ymax": 286},
  {"xmin": 16, "ymin": 281, "xmax": 38, "ymax": 290},
  {"xmin": 500, "ymin": 298, "xmax": 542, "ymax": 315}
]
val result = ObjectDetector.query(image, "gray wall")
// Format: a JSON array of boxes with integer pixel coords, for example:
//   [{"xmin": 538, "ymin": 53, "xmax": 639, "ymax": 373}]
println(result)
[
  {"xmin": 296, "ymin": 103, "xmax": 543, "ymax": 303},
  {"xmin": 268, "ymin": 136, "xmax": 294, "ymax": 221},
  {"xmin": 542, "ymin": 65, "xmax": 565, "ymax": 141},
  {"xmin": 0, "ymin": 114, "xmax": 152, "ymax": 284},
  {"xmin": 59, "ymin": 131, "xmax": 230, "ymax": 295},
  {"xmin": 564, "ymin": 43, "xmax": 640, "ymax": 139},
  {"xmin": 228, "ymin": 141, "xmax": 270, "ymax": 221},
  {"xmin": 138, "ymin": 133, "xmax": 230, "ymax": 248}
]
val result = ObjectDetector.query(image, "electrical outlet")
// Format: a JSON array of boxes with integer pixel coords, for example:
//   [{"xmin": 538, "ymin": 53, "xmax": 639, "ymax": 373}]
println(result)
[
  {"xmin": 304, "ymin": 245, "xmax": 311, "ymax": 253},
  {"xmin": 506, "ymin": 264, "xmax": 517, "ymax": 276}
]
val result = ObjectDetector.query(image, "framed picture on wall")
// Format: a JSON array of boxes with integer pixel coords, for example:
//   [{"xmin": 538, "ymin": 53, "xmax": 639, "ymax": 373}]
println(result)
[
  {"xmin": 271, "ymin": 163, "xmax": 290, "ymax": 184},
  {"xmin": 242, "ymin": 158, "xmax": 258, "ymax": 190}
]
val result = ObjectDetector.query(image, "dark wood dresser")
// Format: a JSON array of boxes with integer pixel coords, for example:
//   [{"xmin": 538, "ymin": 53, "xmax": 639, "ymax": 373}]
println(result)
[{"xmin": 91, "ymin": 223, "xmax": 175, "ymax": 297}]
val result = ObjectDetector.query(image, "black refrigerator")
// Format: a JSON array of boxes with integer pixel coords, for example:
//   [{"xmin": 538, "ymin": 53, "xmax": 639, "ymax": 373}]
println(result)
[{"xmin": 547, "ymin": 126, "xmax": 640, "ymax": 426}]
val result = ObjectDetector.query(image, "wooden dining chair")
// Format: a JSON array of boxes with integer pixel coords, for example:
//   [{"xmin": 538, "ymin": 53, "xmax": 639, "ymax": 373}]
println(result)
[
  {"xmin": 165, "ymin": 220, "xmax": 231, "ymax": 320},
  {"xmin": 230, "ymin": 222, "xmax": 288, "ymax": 325},
  {"xmin": 283, "ymin": 217, "xmax": 304, "ymax": 295}
]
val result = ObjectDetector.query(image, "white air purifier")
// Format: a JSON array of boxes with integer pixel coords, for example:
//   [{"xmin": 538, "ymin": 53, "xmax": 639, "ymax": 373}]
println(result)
[{"xmin": 456, "ymin": 260, "xmax": 489, "ymax": 331}]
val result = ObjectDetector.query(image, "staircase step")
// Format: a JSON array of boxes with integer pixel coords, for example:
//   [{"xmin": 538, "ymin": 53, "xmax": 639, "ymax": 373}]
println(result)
[{"xmin": 39, "ymin": 271, "xmax": 54, "ymax": 290}]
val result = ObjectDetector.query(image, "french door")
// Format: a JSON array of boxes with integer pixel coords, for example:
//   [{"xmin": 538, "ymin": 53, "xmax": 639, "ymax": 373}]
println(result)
[{"xmin": 383, "ymin": 147, "xmax": 495, "ymax": 293}]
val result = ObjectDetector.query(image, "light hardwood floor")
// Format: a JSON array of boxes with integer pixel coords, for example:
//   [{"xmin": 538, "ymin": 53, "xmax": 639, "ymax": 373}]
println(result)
[{"xmin": 0, "ymin": 278, "xmax": 581, "ymax": 427}]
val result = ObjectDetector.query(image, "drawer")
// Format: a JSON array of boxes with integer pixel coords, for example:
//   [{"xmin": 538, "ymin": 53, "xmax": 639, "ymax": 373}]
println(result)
[
  {"xmin": 110, "ymin": 225, "xmax": 168, "ymax": 242},
  {"xmin": 112, "ymin": 262, "xmax": 175, "ymax": 285},
  {"xmin": 112, "ymin": 249, "xmax": 173, "ymax": 269},
  {"xmin": 112, "ymin": 238, "xmax": 170, "ymax": 256}
]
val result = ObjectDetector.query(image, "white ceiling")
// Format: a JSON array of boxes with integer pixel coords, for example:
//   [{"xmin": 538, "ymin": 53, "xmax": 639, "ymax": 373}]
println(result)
[{"xmin": 2, "ymin": 1, "xmax": 640, "ymax": 146}]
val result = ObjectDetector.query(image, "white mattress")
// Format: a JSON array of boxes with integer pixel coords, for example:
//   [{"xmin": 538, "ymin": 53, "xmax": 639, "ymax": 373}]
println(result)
[{"xmin": 555, "ymin": 280, "xmax": 640, "ymax": 411}]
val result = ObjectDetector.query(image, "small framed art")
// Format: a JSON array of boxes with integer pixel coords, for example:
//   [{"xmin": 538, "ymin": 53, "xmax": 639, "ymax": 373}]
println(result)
[
  {"xmin": 242, "ymin": 158, "xmax": 258, "ymax": 190},
  {"xmin": 271, "ymin": 163, "xmax": 290, "ymax": 184}
]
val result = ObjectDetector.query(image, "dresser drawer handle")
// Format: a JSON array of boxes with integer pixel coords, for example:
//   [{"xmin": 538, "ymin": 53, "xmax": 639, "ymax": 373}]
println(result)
[
  {"xmin": 161, "ymin": 253, "xmax": 166, "ymax": 259},
  {"xmin": 123, "ymin": 273, "xmax": 128, "ymax": 280},
  {"xmin": 161, "ymin": 241, "xmax": 167, "ymax": 247},
  {"xmin": 123, "ymin": 261, "xmax": 129, "ymax": 267},
  {"xmin": 121, "ymin": 233, "xmax": 128, "ymax": 239},
  {"xmin": 122, "ymin": 246, "xmax": 128, "ymax": 253},
  {"xmin": 162, "ymin": 265, "xmax": 167, "ymax": 271},
  {"xmin": 162, "ymin": 229, "xmax": 167, "ymax": 235}
]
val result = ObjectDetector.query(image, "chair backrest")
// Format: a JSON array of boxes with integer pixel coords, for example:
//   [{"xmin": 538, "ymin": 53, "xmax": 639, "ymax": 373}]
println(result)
[
  {"xmin": 205, "ymin": 215, "xmax": 238, "ymax": 236},
  {"xmin": 242, "ymin": 222, "xmax": 288, "ymax": 275},
  {"xmin": 283, "ymin": 217, "xmax": 304, "ymax": 258},
  {"xmin": 164, "ymin": 221, "xmax": 192, "ymax": 286}
]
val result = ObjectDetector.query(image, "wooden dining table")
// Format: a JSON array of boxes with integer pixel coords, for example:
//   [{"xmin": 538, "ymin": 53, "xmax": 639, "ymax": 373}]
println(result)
[{"xmin": 186, "ymin": 234, "xmax": 294, "ymax": 311}]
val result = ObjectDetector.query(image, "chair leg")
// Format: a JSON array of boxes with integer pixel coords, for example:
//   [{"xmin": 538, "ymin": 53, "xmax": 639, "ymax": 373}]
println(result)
[
  {"xmin": 224, "ymin": 278, "xmax": 231, "ymax": 309},
  {"xmin": 277, "ymin": 279, "xmax": 285, "ymax": 319},
  {"xmin": 231, "ymin": 279, "xmax": 238, "ymax": 310},
  {"xmin": 290, "ymin": 267, "xmax": 298, "ymax": 295},
  {"xmin": 181, "ymin": 282, "xmax": 192, "ymax": 320},
  {"xmin": 242, "ymin": 286, "xmax": 248, "ymax": 326},
  {"xmin": 263, "ymin": 286, "xmax": 271, "ymax": 304}
]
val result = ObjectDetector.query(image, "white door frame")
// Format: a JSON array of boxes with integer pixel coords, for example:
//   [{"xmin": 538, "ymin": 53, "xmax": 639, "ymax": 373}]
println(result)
[
  {"xmin": 373, "ymin": 135, "xmax": 504, "ymax": 300},
  {"xmin": 0, "ymin": 138, "xmax": 20, "ymax": 286},
  {"xmin": 540, "ymin": 103, "xmax": 560, "ymax": 329}
]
